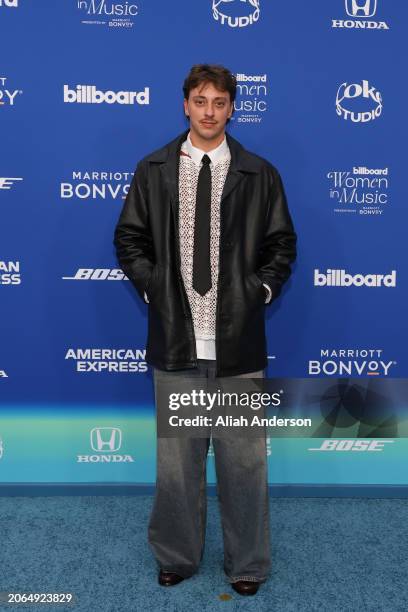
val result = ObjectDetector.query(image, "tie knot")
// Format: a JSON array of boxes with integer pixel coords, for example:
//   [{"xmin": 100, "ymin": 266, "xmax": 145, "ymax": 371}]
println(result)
[{"xmin": 201, "ymin": 154, "xmax": 211, "ymax": 166}]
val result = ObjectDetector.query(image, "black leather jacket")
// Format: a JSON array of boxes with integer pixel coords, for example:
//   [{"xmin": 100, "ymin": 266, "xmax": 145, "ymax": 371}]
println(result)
[{"xmin": 114, "ymin": 129, "xmax": 297, "ymax": 377}]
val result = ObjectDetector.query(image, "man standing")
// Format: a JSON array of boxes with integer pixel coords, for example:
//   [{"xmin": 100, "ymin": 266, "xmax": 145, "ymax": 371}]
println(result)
[{"xmin": 114, "ymin": 64, "xmax": 296, "ymax": 596}]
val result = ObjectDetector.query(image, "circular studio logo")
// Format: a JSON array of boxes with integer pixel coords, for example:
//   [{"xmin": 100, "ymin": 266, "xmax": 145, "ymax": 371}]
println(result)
[
  {"xmin": 336, "ymin": 80, "xmax": 383, "ymax": 123},
  {"xmin": 212, "ymin": 0, "xmax": 260, "ymax": 28}
]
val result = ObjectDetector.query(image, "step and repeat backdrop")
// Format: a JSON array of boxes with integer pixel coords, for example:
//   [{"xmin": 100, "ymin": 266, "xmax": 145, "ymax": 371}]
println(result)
[{"xmin": 1, "ymin": 1, "xmax": 407, "ymax": 490}]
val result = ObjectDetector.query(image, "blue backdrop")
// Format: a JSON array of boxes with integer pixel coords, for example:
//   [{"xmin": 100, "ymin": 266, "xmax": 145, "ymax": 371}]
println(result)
[{"xmin": 1, "ymin": 0, "xmax": 406, "ymax": 490}]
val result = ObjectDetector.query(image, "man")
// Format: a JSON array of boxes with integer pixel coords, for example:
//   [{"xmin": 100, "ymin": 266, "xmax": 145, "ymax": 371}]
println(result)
[{"xmin": 114, "ymin": 64, "xmax": 296, "ymax": 596}]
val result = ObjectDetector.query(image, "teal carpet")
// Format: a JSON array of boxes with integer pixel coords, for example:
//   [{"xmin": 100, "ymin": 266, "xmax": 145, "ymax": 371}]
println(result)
[{"xmin": 0, "ymin": 496, "xmax": 407, "ymax": 611}]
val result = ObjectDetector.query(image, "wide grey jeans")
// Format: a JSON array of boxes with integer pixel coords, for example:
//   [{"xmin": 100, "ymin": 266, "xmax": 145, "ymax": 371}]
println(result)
[{"xmin": 148, "ymin": 359, "xmax": 271, "ymax": 583}]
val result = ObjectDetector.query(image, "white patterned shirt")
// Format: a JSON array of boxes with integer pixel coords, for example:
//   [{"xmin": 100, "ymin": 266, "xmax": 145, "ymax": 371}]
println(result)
[{"xmin": 178, "ymin": 132, "xmax": 231, "ymax": 359}]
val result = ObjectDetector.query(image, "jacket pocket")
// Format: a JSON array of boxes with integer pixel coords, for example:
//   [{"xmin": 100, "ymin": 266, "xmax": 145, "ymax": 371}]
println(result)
[
  {"xmin": 247, "ymin": 272, "xmax": 265, "ymax": 305},
  {"xmin": 145, "ymin": 265, "xmax": 160, "ymax": 303}
]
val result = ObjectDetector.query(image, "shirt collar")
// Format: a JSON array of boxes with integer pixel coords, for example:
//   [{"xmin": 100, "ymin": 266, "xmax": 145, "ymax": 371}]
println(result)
[{"xmin": 182, "ymin": 131, "xmax": 230, "ymax": 167}]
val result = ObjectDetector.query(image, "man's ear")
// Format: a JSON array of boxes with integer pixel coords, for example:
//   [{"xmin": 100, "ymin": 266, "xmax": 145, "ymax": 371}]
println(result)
[{"xmin": 183, "ymin": 98, "xmax": 189, "ymax": 118}]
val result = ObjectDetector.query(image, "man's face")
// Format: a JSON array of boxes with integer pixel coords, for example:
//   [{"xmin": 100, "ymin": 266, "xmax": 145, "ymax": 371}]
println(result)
[{"xmin": 183, "ymin": 81, "xmax": 233, "ymax": 143}]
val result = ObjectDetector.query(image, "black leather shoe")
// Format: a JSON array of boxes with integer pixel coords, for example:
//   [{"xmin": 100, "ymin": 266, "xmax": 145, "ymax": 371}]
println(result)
[
  {"xmin": 158, "ymin": 570, "xmax": 185, "ymax": 587},
  {"xmin": 231, "ymin": 580, "xmax": 260, "ymax": 596}
]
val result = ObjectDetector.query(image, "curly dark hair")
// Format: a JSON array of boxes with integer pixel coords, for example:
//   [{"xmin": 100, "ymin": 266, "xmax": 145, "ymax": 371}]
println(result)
[{"xmin": 182, "ymin": 64, "xmax": 237, "ymax": 103}]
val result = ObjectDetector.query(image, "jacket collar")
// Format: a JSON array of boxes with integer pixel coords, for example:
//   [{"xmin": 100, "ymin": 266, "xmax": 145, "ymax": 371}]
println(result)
[
  {"xmin": 145, "ymin": 128, "xmax": 261, "ymax": 202},
  {"xmin": 145, "ymin": 128, "xmax": 261, "ymax": 172}
]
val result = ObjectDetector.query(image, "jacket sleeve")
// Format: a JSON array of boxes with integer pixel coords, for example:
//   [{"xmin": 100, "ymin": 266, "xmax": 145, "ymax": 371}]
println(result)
[
  {"xmin": 256, "ymin": 166, "xmax": 297, "ymax": 304},
  {"xmin": 113, "ymin": 161, "xmax": 155, "ymax": 302}
]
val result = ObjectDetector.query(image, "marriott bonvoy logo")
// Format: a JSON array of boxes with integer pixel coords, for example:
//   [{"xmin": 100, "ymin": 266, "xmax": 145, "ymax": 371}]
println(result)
[
  {"xmin": 314, "ymin": 269, "xmax": 396, "ymax": 288},
  {"xmin": 60, "ymin": 170, "xmax": 132, "ymax": 200},
  {"xmin": 309, "ymin": 348, "xmax": 396, "ymax": 376},
  {"xmin": 0, "ymin": 77, "xmax": 23, "ymax": 107},
  {"xmin": 63, "ymin": 84, "xmax": 149, "ymax": 105}
]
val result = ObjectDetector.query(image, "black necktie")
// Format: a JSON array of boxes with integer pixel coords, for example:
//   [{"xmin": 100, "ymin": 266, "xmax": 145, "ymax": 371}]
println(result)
[{"xmin": 192, "ymin": 154, "xmax": 212, "ymax": 296}]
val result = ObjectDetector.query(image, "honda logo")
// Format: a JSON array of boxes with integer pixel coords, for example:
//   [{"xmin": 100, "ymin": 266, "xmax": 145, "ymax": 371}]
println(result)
[
  {"xmin": 90, "ymin": 427, "xmax": 122, "ymax": 452},
  {"xmin": 345, "ymin": 0, "xmax": 377, "ymax": 17}
]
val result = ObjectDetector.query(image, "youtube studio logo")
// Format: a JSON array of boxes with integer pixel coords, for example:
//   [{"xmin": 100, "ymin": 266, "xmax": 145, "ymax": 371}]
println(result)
[
  {"xmin": 212, "ymin": 0, "xmax": 260, "ymax": 28},
  {"xmin": 336, "ymin": 80, "xmax": 382, "ymax": 123},
  {"xmin": 314, "ymin": 269, "xmax": 396, "ymax": 288}
]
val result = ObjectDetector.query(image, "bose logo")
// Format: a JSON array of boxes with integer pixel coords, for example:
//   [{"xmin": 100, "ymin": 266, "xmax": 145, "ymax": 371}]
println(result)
[
  {"xmin": 309, "ymin": 439, "xmax": 393, "ymax": 452},
  {"xmin": 62, "ymin": 269, "xmax": 129, "ymax": 281},
  {"xmin": 0, "ymin": 177, "xmax": 23, "ymax": 189}
]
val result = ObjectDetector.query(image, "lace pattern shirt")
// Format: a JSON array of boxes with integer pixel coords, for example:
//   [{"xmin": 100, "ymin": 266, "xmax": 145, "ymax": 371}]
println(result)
[{"xmin": 178, "ymin": 133, "xmax": 231, "ymax": 360}]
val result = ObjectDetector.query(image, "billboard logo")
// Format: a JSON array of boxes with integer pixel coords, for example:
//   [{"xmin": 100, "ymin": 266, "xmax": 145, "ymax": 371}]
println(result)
[
  {"xmin": 212, "ymin": 0, "xmax": 260, "ymax": 28},
  {"xmin": 345, "ymin": 0, "xmax": 376, "ymax": 17},
  {"xmin": 91, "ymin": 427, "xmax": 122, "ymax": 452},
  {"xmin": 314, "ymin": 269, "xmax": 396, "ymax": 288},
  {"xmin": 63, "ymin": 84, "xmax": 149, "ymax": 105},
  {"xmin": 336, "ymin": 80, "xmax": 382, "ymax": 123}
]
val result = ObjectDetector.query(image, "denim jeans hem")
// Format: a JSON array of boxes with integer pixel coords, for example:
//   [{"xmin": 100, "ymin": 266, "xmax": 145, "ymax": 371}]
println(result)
[{"xmin": 159, "ymin": 565, "xmax": 197, "ymax": 579}]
